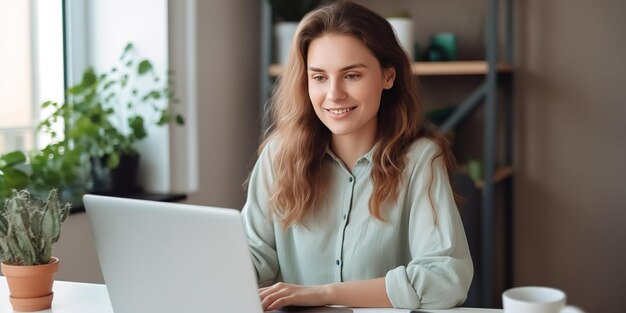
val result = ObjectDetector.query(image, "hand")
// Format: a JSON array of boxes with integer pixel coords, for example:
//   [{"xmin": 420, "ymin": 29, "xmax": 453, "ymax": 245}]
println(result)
[{"xmin": 259, "ymin": 282, "xmax": 330, "ymax": 311}]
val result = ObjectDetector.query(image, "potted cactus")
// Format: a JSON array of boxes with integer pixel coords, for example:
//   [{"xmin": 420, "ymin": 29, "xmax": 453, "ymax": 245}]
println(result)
[{"xmin": 0, "ymin": 189, "xmax": 70, "ymax": 312}]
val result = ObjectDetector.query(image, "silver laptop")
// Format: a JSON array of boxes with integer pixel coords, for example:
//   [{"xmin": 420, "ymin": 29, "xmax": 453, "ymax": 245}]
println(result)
[{"xmin": 83, "ymin": 195, "xmax": 263, "ymax": 313}]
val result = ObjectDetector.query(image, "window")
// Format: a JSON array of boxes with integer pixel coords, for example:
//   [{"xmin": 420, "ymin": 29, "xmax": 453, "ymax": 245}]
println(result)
[{"xmin": 0, "ymin": 0, "xmax": 65, "ymax": 155}]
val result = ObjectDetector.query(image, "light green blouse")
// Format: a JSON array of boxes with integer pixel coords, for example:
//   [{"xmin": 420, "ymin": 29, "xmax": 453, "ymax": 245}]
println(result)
[{"xmin": 241, "ymin": 138, "xmax": 473, "ymax": 309}]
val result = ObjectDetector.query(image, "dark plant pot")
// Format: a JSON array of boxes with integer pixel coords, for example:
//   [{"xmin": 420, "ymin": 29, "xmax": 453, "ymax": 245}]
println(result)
[
  {"xmin": 91, "ymin": 153, "xmax": 141, "ymax": 195},
  {"xmin": 111, "ymin": 153, "xmax": 141, "ymax": 194}
]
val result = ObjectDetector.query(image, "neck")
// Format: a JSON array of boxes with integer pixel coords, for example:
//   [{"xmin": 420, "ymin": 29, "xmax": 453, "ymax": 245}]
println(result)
[{"xmin": 330, "ymin": 128, "xmax": 377, "ymax": 172}]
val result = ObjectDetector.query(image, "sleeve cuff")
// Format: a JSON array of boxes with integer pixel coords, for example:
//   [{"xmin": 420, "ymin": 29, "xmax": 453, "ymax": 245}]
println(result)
[{"xmin": 385, "ymin": 266, "xmax": 421, "ymax": 309}]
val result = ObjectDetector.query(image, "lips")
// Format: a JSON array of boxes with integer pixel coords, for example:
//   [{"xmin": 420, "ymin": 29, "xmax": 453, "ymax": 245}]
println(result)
[{"xmin": 325, "ymin": 106, "xmax": 356, "ymax": 116}]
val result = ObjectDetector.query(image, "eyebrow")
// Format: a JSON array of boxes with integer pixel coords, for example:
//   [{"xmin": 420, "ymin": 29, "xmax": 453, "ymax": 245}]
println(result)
[{"xmin": 307, "ymin": 63, "xmax": 368, "ymax": 72}]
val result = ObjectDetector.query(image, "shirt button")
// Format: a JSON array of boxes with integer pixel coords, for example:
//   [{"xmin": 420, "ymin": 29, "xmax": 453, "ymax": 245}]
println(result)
[
  {"xmin": 348, "ymin": 177, "xmax": 353, "ymax": 182},
  {"xmin": 336, "ymin": 259, "xmax": 340, "ymax": 265},
  {"xmin": 343, "ymin": 214, "xmax": 347, "ymax": 219}
]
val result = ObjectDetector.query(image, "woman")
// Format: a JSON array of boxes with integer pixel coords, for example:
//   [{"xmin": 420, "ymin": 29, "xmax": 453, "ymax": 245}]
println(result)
[{"xmin": 242, "ymin": 1, "xmax": 472, "ymax": 310}]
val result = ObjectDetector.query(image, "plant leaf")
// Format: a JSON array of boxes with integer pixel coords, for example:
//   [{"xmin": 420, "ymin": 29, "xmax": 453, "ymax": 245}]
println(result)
[
  {"xmin": 138, "ymin": 60, "xmax": 153, "ymax": 75},
  {"xmin": 128, "ymin": 116, "xmax": 147, "ymax": 140},
  {"xmin": 103, "ymin": 80, "xmax": 115, "ymax": 90},
  {"xmin": 176, "ymin": 115, "xmax": 185, "ymax": 125},
  {"xmin": 2, "ymin": 168, "xmax": 29, "ymax": 189},
  {"xmin": 107, "ymin": 152, "xmax": 120, "ymax": 169},
  {"xmin": 121, "ymin": 42, "xmax": 134, "ymax": 60},
  {"xmin": 67, "ymin": 67, "xmax": 97, "ymax": 95},
  {"xmin": 156, "ymin": 112, "xmax": 169, "ymax": 126},
  {"xmin": 0, "ymin": 151, "xmax": 27, "ymax": 167}
]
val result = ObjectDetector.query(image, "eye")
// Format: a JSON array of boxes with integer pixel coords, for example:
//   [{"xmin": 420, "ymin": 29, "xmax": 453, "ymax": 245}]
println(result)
[
  {"xmin": 311, "ymin": 74, "xmax": 326, "ymax": 82},
  {"xmin": 345, "ymin": 73, "xmax": 361, "ymax": 81}
]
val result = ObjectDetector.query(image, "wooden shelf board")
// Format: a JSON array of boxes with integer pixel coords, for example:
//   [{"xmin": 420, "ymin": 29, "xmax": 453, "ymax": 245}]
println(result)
[
  {"xmin": 475, "ymin": 166, "xmax": 514, "ymax": 189},
  {"xmin": 268, "ymin": 61, "xmax": 513, "ymax": 77},
  {"xmin": 412, "ymin": 61, "xmax": 513, "ymax": 76}
]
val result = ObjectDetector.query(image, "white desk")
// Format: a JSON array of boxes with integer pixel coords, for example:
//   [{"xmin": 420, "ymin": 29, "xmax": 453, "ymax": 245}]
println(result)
[
  {"xmin": 0, "ymin": 277, "xmax": 112, "ymax": 313},
  {"xmin": 1, "ymin": 277, "xmax": 501, "ymax": 312}
]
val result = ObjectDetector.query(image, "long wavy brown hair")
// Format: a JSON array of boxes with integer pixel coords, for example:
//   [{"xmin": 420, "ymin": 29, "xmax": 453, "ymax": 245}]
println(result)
[{"xmin": 261, "ymin": 1, "xmax": 455, "ymax": 228}]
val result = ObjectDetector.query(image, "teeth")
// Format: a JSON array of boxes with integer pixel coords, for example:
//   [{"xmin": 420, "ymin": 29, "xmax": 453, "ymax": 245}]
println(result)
[{"xmin": 328, "ymin": 107, "xmax": 353, "ymax": 114}]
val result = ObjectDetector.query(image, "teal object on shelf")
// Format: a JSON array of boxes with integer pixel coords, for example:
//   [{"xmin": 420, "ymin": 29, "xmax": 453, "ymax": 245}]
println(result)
[{"xmin": 430, "ymin": 32, "xmax": 457, "ymax": 61}]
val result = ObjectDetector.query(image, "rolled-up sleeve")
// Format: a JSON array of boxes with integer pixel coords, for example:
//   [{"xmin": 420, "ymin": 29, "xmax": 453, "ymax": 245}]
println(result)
[
  {"xmin": 241, "ymin": 142, "xmax": 280, "ymax": 287},
  {"xmin": 385, "ymin": 141, "xmax": 474, "ymax": 309}
]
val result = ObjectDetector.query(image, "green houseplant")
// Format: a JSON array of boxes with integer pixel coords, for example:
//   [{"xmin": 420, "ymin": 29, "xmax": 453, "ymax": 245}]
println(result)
[
  {"xmin": 0, "ymin": 43, "xmax": 184, "ymax": 206},
  {"xmin": 44, "ymin": 43, "xmax": 183, "ymax": 166},
  {"xmin": 0, "ymin": 141, "xmax": 90, "ymax": 208},
  {"xmin": 36, "ymin": 42, "xmax": 184, "ymax": 195},
  {"xmin": 0, "ymin": 189, "xmax": 70, "ymax": 311}
]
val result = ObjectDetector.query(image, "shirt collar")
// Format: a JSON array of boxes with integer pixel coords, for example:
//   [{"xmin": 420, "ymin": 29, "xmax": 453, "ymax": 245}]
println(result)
[{"xmin": 324, "ymin": 143, "xmax": 377, "ymax": 165}]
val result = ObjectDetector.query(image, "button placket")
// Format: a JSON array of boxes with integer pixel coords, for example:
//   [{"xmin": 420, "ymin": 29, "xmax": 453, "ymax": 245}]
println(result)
[{"xmin": 337, "ymin": 173, "xmax": 356, "ymax": 281}]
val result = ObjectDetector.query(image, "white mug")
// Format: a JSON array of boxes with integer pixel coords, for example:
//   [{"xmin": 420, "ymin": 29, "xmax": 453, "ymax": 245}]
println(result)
[{"xmin": 502, "ymin": 286, "xmax": 584, "ymax": 313}]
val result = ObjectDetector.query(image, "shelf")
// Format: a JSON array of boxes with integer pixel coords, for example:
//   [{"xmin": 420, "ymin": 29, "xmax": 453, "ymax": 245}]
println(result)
[
  {"xmin": 412, "ymin": 61, "xmax": 513, "ymax": 76},
  {"xmin": 268, "ymin": 61, "xmax": 513, "ymax": 77},
  {"xmin": 475, "ymin": 166, "xmax": 514, "ymax": 189}
]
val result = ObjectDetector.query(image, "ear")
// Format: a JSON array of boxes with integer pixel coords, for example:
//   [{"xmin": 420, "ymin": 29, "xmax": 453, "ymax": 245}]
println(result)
[{"xmin": 383, "ymin": 67, "xmax": 396, "ymax": 89}]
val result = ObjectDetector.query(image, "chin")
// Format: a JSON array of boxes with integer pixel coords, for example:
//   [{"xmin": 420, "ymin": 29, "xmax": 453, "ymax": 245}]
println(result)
[{"xmin": 325, "ymin": 126, "xmax": 354, "ymax": 136}]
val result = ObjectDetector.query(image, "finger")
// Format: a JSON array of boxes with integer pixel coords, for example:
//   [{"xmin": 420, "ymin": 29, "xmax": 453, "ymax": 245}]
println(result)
[
  {"xmin": 261, "ymin": 288, "xmax": 287, "ymax": 310},
  {"xmin": 259, "ymin": 282, "xmax": 285, "ymax": 299},
  {"xmin": 259, "ymin": 287, "xmax": 273, "ymax": 300},
  {"xmin": 266, "ymin": 294, "xmax": 296, "ymax": 311},
  {"xmin": 259, "ymin": 282, "xmax": 286, "ymax": 292},
  {"xmin": 261, "ymin": 287, "xmax": 292, "ymax": 311}
]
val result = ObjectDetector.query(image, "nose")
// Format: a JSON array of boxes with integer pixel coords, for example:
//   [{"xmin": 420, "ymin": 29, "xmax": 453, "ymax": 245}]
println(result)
[{"xmin": 327, "ymin": 79, "xmax": 347, "ymax": 102}]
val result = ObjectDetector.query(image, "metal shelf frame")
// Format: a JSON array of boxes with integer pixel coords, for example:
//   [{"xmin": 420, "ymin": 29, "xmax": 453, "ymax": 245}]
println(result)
[{"xmin": 421, "ymin": 0, "xmax": 515, "ymax": 307}]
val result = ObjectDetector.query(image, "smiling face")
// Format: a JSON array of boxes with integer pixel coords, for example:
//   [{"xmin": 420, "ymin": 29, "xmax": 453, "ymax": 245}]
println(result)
[{"xmin": 307, "ymin": 34, "xmax": 395, "ymax": 145}]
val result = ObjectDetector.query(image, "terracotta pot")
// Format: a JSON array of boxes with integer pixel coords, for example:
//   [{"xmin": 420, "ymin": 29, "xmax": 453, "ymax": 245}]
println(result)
[{"xmin": 1, "ymin": 257, "xmax": 59, "ymax": 312}]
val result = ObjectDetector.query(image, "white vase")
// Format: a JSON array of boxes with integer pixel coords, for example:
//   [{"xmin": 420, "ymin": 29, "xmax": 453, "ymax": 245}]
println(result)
[
  {"xmin": 274, "ymin": 22, "xmax": 299, "ymax": 64},
  {"xmin": 387, "ymin": 17, "xmax": 414, "ymax": 60}
]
